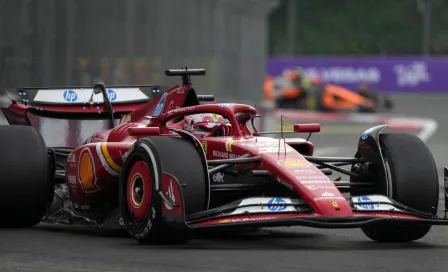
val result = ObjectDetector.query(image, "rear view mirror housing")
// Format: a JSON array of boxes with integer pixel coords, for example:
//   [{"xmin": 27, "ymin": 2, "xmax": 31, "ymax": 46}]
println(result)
[{"xmin": 293, "ymin": 123, "xmax": 321, "ymax": 133}]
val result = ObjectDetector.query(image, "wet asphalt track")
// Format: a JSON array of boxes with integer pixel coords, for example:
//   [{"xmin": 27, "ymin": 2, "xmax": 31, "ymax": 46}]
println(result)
[{"xmin": 2, "ymin": 94, "xmax": 448, "ymax": 272}]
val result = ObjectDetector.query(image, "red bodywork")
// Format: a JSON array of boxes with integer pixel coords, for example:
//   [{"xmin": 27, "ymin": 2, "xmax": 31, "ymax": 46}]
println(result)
[{"xmin": 0, "ymin": 80, "xmax": 431, "ymax": 228}]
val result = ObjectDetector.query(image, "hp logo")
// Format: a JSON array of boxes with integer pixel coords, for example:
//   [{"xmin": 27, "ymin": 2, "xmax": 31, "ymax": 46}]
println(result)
[
  {"xmin": 267, "ymin": 198, "xmax": 287, "ymax": 211},
  {"xmin": 63, "ymin": 90, "xmax": 78, "ymax": 102},
  {"xmin": 107, "ymin": 89, "xmax": 117, "ymax": 101},
  {"xmin": 357, "ymin": 196, "xmax": 374, "ymax": 210}
]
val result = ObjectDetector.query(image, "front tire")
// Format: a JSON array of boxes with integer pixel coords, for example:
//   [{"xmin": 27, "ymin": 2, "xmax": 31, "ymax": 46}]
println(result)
[
  {"xmin": 361, "ymin": 133, "xmax": 439, "ymax": 242},
  {"xmin": 119, "ymin": 136, "xmax": 208, "ymax": 244}
]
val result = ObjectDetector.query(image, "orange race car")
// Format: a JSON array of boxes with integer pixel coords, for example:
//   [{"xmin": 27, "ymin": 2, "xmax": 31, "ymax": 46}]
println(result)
[{"xmin": 263, "ymin": 70, "xmax": 394, "ymax": 113}]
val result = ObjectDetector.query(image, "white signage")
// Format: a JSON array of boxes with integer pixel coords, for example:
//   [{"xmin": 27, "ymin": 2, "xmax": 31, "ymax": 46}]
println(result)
[{"xmin": 33, "ymin": 88, "xmax": 149, "ymax": 103}]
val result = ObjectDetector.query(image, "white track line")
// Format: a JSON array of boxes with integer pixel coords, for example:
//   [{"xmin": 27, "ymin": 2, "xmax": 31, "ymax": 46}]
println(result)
[
  {"xmin": 417, "ymin": 118, "xmax": 438, "ymax": 142},
  {"xmin": 387, "ymin": 116, "xmax": 439, "ymax": 142}
]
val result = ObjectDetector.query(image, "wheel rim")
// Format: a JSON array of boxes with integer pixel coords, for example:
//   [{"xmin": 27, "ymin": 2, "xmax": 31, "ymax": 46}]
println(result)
[{"xmin": 126, "ymin": 160, "xmax": 152, "ymax": 223}]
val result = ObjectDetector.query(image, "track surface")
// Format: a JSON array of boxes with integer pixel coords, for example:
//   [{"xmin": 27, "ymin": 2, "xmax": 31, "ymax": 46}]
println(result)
[{"xmin": 2, "ymin": 94, "xmax": 448, "ymax": 272}]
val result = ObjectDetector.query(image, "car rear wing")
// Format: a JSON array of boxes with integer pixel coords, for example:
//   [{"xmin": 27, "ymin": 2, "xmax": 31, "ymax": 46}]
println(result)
[
  {"xmin": 0, "ymin": 80, "xmax": 216, "ymax": 125},
  {"xmin": 0, "ymin": 85, "xmax": 171, "ymax": 125},
  {"xmin": 3, "ymin": 85, "xmax": 166, "ymax": 106},
  {"xmin": 4, "ymin": 84, "xmax": 215, "ymax": 107}
]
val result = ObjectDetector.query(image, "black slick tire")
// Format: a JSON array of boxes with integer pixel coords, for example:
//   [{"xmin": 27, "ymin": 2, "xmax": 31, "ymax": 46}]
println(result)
[
  {"xmin": 361, "ymin": 133, "xmax": 439, "ymax": 242},
  {"xmin": 0, "ymin": 125, "xmax": 52, "ymax": 228},
  {"xmin": 119, "ymin": 136, "xmax": 208, "ymax": 244}
]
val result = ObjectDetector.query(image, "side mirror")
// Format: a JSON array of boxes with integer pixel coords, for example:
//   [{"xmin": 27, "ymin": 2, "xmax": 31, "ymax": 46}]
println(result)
[{"xmin": 294, "ymin": 123, "xmax": 321, "ymax": 133}]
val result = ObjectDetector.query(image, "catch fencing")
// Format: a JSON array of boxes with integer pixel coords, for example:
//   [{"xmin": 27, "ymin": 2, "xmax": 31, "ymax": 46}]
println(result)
[
  {"xmin": 0, "ymin": 0, "xmax": 278, "ymax": 102},
  {"xmin": 0, "ymin": 0, "xmax": 278, "ymax": 144}
]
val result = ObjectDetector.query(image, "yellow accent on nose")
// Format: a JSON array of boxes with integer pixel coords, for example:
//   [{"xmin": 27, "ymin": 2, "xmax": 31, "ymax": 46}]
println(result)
[{"xmin": 101, "ymin": 143, "xmax": 122, "ymax": 172}]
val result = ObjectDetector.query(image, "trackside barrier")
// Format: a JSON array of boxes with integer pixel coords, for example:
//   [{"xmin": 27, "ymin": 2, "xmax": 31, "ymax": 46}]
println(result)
[{"xmin": 267, "ymin": 108, "xmax": 438, "ymax": 143}]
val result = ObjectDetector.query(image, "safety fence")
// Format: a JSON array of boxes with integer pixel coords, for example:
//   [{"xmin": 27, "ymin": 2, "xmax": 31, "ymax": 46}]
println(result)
[{"xmin": 0, "ymin": 0, "xmax": 278, "ymax": 104}]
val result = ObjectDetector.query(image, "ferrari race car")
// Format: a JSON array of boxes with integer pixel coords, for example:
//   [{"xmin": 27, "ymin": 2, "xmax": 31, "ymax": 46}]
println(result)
[
  {"xmin": 264, "ymin": 74, "xmax": 394, "ymax": 113},
  {"xmin": 0, "ymin": 68, "xmax": 447, "ymax": 245}
]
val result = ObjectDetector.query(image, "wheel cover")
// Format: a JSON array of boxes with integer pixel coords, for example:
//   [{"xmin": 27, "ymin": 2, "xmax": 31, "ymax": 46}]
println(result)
[{"xmin": 126, "ymin": 160, "xmax": 152, "ymax": 222}]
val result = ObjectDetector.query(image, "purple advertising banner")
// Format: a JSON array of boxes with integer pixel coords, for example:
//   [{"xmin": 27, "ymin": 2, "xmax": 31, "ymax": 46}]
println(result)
[{"xmin": 267, "ymin": 57, "xmax": 448, "ymax": 92}]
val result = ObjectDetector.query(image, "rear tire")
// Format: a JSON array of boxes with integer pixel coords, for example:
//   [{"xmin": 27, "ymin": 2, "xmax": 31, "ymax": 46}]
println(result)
[
  {"xmin": 0, "ymin": 125, "xmax": 52, "ymax": 228},
  {"xmin": 361, "ymin": 133, "xmax": 438, "ymax": 242},
  {"xmin": 119, "ymin": 136, "xmax": 208, "ymax": 244}
]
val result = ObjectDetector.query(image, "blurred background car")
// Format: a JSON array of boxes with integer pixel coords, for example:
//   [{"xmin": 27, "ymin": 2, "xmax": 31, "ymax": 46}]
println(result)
[{"xmin": 263, "ymin": 68, "xmax": 394, "ymax": 112}]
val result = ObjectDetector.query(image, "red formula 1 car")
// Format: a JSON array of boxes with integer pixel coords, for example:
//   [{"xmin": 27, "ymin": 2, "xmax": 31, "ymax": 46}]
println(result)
[{"xmin": 1, "ymin": 68, "xmax": 447, "ymax": 244}]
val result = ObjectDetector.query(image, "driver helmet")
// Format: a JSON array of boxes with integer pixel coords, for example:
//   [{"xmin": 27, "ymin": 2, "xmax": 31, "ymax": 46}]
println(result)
[{"xmin": 184, "ymin": 113, "xmax": 227, "ymax": 138}]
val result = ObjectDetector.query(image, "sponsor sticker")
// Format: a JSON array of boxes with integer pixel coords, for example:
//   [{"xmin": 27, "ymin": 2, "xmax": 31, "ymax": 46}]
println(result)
[
  {"xmin": 351, "ymin": 195, "xmax": 403, "ymax": 212},
  {"xmin": 278, "ymin": 159, "xmax": 310, "ymax": 168},
  {"xmin": 297, "ymin": 176, "xmax": 328, "ymax": 180},
  {"xmin": 166, "ymin": 100, "xmax": 175, "ymax": 112},
  {"xmin": 219, "ymin": 216, "xmax": 278, "ymax": 223},
  {"xmin": 106, "ymin": 89, "xmax": 117, "ymax": 101},
  {"xmin": 294, "ymin": 169, "xmax": 315, "ymax": 174},
  {"xmin": 73, "ymin": 203, "xmax": 90, "ymax": 210},
  {"xmin": 321, "ymin": 191, "xmax": 334, "ymax": 197},
  {"xmin": 212, "ymin": 172, "xmax": 225, "ymax": 183},
  {"xmin": 356, "ymin": 196, "xmax": 374, "ymax": 210},
  {"xmin": 218, "ymin": 103, "xmax": 235, "ymax": 107},
  {"xmin": 305, "ymin": 185, "xmax": 336, "ymax": 190},
  {"xmin": 258, "ymin": 146, "xmax": 294, "ymax": 154},
  {"xmin": 67, "ymin": 175, "xmax": 77, "ymax": 187},
  {"xmin": 86, "ymin": 135, "xmax": 106, "ymax": 143},
  {"xmin": 176, "ymin": 86, "xmax": 185, "ymax": 94},
  {"xmin": 201, "ymin": 142, "xmax": 207, "ymax": 154},
  {"xmin": 313, "ymin": 196, "xmax": 345, "ymax": 202},
  {"xmin": 225, "ymin": 140, "xmax": 233, "ymax": 152},
  {"xmin": 212, "ymin": 150, "xmax": 240, "ymax": 159},
  {"xmin": 229, "ymin": 197, "xmax": 299, "ymax": 215},
  {"xmin": 361, "ymin": 126, "xmax": 376, "ymax": 140},
  {"xmin": 34, "ymin": 88, "xmax": 147, "ymax": 103},
  {"xmin": 332, "ymin": 202, "xmax": 340, "ymax": 210},
  {"xmin": 299, "ymin": 180, "xmax": 332, "ymax": 184},
  {"xmin": 63, "ymin": 89, "xmax": 78, "ymax": 102},
  {"xmin": 78, "ymin": 147, "xmax": 99, "ymax": 192},
  {"xmin": 152, "ymin": 92, "xmax": 168, "ymax": 117},
  {"xmin": 267, "ymin": 197, "xmax": 287, "ymax": 211},
  {"xmin": 164, "ymin": 180, "xmax": 176, "ymax": 210}
]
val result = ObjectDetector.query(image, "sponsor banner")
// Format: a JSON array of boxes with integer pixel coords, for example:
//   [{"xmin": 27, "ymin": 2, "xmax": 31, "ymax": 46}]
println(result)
[
  {"xmin": 351, "ymin": 195, "xmax": 403, "ymax": 212},
  {"xmin": 33, "ymin": 88, "xmax": 148, "ymax": 103},
  {"xmin": 229, "ymin": 197, "xmax": 300, "ymax": 215},
  {"xmin": 267, "ymin": 57, "xmax": 448, "ymax": 92}
]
